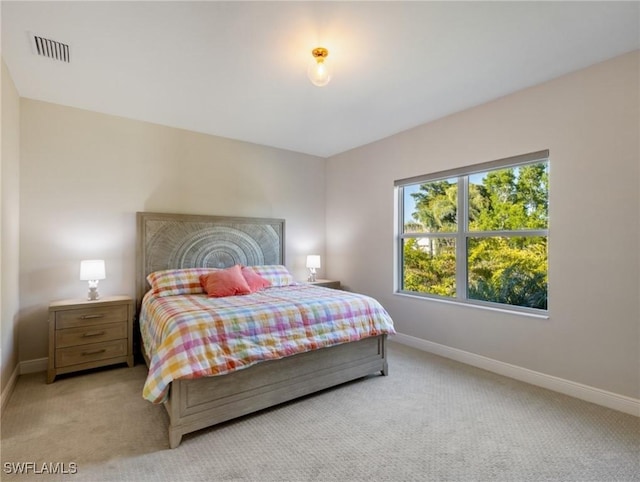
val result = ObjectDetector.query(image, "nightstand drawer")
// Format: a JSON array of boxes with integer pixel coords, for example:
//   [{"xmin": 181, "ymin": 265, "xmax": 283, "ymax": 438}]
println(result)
[
  {"xmin": 55, "ymin": 339, "xmax": 128, "ymax": 368},
  {"xmin": 55, "ymin": 322, "xmax": 128, "ymax": 348},
  {"xmin": 55, "ymin": 304, "xmax": 128, "ymax": 329}
]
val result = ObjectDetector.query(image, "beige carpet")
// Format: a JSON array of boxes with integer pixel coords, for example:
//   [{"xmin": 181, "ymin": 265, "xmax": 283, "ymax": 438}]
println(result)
[{"xmin": 1, "ymin": 342, "xmax": 638, "ymax": 481}]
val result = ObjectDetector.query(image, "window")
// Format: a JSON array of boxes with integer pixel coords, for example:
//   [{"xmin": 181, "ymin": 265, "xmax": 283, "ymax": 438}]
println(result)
[{"xmin": 396, "ymin": 150, "xmax": 549, "ymax": 313}]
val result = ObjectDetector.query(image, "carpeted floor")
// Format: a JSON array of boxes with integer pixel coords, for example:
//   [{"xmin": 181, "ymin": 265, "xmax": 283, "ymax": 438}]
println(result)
[{"xmin": 1, "ymin": 342, "xmax": 638, "ymax": 481}]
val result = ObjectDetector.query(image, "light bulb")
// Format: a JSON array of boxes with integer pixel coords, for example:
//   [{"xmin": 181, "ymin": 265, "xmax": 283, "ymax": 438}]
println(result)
[{"xmin": 307, "ymin": 47, "xmax": 331, "ymax": 87}]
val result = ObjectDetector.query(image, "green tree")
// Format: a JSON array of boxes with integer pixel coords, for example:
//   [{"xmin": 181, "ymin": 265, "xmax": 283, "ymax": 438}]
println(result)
[
  {"xmin": 411, "ymin": 180, "xmax": 457, "ymax": 232},
  {"xmin": 515, "ymin": 163, "xmax": 548, "ymax": 229},
  {"xmin": 403, "ymin": 238, "xmax": 456, "ymax": 297}
]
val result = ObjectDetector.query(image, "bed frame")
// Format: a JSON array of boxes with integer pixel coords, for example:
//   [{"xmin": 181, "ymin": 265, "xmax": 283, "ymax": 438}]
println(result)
[{"xmin": 136, "ymin": 212, "xmax": 388, "ymax": 448}]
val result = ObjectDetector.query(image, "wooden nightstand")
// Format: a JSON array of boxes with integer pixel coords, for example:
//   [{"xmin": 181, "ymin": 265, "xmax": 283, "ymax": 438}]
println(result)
[
  {"xmin": 308, "ymin": 279, "xmax": 341, "ymax": 289},
  {"xmin": 47, "ymin": 295, "xmax": 134, "ymax": 383}
]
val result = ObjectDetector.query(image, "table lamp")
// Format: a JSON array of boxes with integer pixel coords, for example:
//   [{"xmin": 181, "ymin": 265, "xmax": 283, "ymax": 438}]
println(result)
[
  {"xmin": 306, "ymin": 255, "xmax": 321, "ymax": 282},
  {"xmin": 80, "ymin": 259, "xmax": 106, "ymax": 300}
]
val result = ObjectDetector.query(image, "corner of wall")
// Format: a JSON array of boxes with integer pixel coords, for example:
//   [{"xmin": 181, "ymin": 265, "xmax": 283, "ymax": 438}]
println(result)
[{"xmin": 1, "ymin": 57, "xmax": 21, "ymax": 394}]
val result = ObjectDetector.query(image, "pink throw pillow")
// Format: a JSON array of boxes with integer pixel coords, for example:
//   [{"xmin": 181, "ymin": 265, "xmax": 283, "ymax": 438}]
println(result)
[
  {"xmin": 241, "ymin": 266, "xmax": 272, "ymax": 293},
  {"xmin": 200, "ymin": 265, "xmax": 251, "ymax": 298}
]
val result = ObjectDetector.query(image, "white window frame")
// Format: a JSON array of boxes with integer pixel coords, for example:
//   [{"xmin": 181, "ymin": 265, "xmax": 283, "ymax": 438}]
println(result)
[{"xmin": 394, "ymin": 150, "xmax": 549, "ymax": 315}]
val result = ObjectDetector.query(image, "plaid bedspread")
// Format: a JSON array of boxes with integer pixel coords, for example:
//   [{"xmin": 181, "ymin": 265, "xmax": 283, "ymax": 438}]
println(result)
[{"xmin": 140, "ymin": 285, "xmax": 396, "ymax": 403}]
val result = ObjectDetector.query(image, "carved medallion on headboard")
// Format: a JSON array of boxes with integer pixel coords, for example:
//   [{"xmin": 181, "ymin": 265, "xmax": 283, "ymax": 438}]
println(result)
[{"xmin": 136, "ymin": 212, "xmax": 285, "ymax": 306}]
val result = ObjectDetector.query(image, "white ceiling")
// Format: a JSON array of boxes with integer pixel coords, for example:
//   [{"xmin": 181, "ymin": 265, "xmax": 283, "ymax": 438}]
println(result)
[{"xmin": 2, "ymin": 1, "xmax": 639, "ymax": 158}]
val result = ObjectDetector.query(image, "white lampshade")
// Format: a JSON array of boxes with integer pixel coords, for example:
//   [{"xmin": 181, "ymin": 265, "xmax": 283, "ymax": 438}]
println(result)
[
  {"xmin": 306, "ymin": 255, "xmax": 321, "ymax": 269},
  {"xmin": 80, "ymin": 260, "xmax": 106, "ymax": 281}
]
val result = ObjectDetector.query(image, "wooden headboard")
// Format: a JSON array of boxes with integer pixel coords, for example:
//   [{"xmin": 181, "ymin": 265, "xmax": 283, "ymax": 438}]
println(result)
[{"xmin": 136, "ymin": 212, "xmax": 285, "ymax": 308}]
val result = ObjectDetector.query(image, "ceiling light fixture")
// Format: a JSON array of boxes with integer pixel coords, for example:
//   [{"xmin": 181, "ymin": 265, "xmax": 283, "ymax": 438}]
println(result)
[{"xmin": 307, "ymin": 47, "xmax": 331, "ymax": 87}]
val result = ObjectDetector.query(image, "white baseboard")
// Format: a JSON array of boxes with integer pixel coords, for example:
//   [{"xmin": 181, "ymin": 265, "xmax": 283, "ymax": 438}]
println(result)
[
  {"xmin": 391, "ymin": 332, "xmax": 640, "ymax": 417},
  {"xmin": 2, "ymin": 358, "xmax": 49, "ymax": 414},
  {"xmin": 1, "ymin": 363, "xmax": 20, "ymax": 415},
  {"xmin": 20, "ymin": 357, "xmax": 48, "ymax": 375}
]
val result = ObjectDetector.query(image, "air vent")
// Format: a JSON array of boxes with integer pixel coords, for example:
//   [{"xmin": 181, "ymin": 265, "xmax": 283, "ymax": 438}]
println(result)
[{"xmin": 32, "ymin": 34, "xmax": 69, "ymax": 62}]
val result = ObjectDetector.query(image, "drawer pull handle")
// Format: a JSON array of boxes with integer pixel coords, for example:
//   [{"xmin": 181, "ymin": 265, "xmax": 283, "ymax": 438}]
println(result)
[
  {"xmin": 80, "ymin": 314, "xmax": 105, "ymax": 320},
  {"xmin": 82, "ymin": 331, "xmax": 106, "ymax": 338},
  {"xmin": 82, "ymin": 349, "xmax": 107, "ymax": 356}
]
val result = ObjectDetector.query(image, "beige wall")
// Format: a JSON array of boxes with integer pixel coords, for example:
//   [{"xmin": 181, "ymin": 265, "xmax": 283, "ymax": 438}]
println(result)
[
  {"xmin": 1, "ymin": 60, "xmax": 21, "ymax": 392},
  {"xmin": 326, "ymin": 51, "xmax": 640, "ymax": 399},
  {"xmin": 19, "ymin": 100, "xmax": 326, "ymax": 361}
]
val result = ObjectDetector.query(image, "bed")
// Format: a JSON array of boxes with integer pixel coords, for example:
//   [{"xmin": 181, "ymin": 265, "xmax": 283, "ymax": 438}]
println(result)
[{"xmin": 136, "ymin": 212, "xmax": 395, "ymax": 448}]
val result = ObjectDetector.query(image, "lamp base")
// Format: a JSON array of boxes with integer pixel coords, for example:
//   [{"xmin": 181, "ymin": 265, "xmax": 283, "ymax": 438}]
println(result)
[
  {"xmin": 307, "ymin": 270, "xmax": 317, "ymax": 283},
  {"xmin": 87, "ymin": 287, "xmax": 100, "ymax": 301}
]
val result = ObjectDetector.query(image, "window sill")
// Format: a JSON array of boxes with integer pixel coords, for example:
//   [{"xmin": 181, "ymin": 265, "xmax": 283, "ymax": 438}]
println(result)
[{"xmin": 393, "ymin": 291, "xmax": 550, "ymax": 320}]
